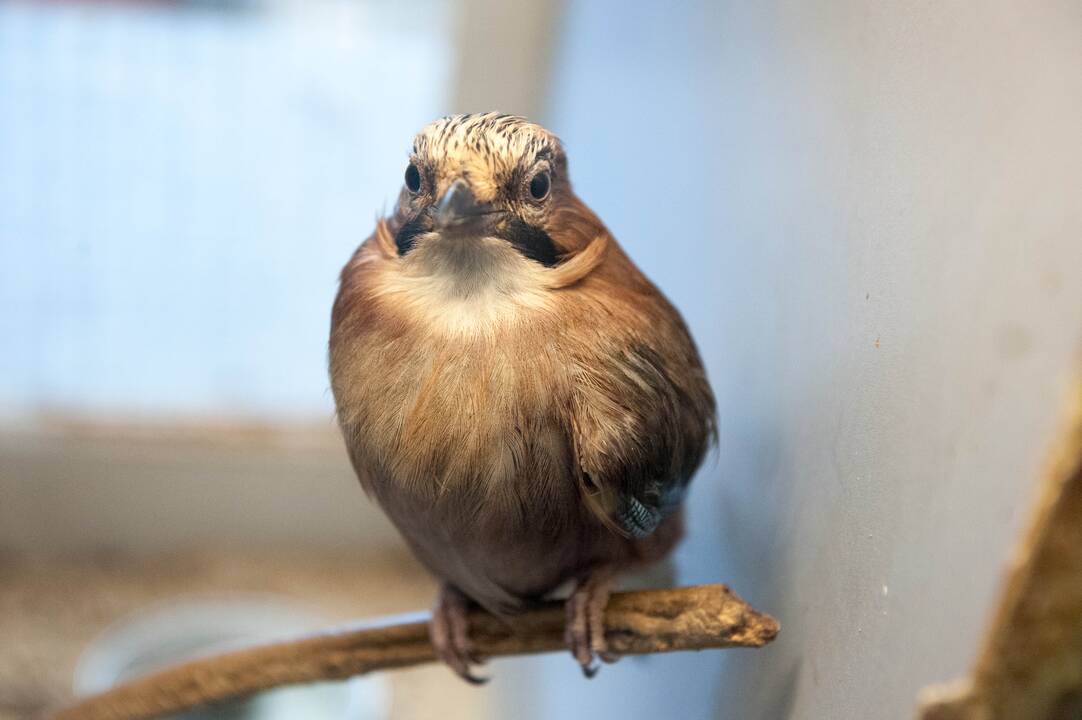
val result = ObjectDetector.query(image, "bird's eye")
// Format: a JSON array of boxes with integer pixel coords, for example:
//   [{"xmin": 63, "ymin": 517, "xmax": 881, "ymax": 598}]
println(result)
[
  {"xmin": 528, "ymin": 171, "xmax": 551, "ymax": 201},
  {"xmin": 404, "ymin": 163, "xmax": 421, "ymax": 193}
]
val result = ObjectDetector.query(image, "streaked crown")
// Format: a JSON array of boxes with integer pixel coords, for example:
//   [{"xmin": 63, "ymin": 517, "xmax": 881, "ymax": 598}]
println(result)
[{"xmin": 410, "ymin": 113, "xmax": 565, "ymax": 204}]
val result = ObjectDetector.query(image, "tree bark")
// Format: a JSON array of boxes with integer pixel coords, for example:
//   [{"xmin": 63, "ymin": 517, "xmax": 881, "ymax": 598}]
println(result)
[{"xmin": 53, "ymin": 583, "xmax": 778, "ymax": 720}]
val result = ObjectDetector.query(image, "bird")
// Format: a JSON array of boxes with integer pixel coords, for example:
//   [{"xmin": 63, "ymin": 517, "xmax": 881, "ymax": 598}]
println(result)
[{"xmin": 329, "ymin": 113, "xmax": 716, "ymax": 682}]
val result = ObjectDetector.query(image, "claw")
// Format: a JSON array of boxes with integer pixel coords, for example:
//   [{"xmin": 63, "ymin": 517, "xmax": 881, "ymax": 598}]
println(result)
[
  {"xmin": 461, "ymin": 668, "xmax": 490, "ymax": 685},
  {"xmin": 565, "ymin": 567, "xmax": 618, "ymax": 677},
  {"xmin": 430, "ymin": 584, "xmax": 487, "ymax": 684}
]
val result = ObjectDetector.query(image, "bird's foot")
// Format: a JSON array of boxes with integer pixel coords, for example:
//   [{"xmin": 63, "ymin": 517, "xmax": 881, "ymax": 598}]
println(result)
[
  {"xmin": 565, "ymin": 566, "xmax": 618, "ymax": 677},
  {"xmin": 430, "ymin": 584, "xmax": 487, "ymax": 685}
]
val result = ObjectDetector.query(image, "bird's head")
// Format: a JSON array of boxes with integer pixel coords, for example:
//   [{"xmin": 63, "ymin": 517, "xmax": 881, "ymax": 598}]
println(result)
[{"xmin": 389, "ymin": 113, "xmax": 602, "ymax": 277}]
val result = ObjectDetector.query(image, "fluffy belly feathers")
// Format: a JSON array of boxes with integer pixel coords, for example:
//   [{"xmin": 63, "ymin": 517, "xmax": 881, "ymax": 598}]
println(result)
[{"xmin": 334, "ymin": 326, "xmax": 607, "ymax": 609}]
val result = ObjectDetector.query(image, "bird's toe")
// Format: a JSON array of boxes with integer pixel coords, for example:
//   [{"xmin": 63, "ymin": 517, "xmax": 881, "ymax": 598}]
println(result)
[
  {"xmin": 565, "ymin": 567, "xmax": 617, "ymax": 677},
  {"xmin": 430, "ymin": 584, "xmax": 488, "ymax": 685}
]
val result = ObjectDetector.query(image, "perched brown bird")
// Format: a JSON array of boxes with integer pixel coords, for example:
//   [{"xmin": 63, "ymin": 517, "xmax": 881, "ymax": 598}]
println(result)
[{"xmin": 329, "ymin": 113, "xmax": 716, "ymax": 681}]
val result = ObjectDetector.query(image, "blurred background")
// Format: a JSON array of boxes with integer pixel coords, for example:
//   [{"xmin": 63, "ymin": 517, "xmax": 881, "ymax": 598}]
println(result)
[{"xmin": 2, "ymin": 1, "xmax": 1082, "ymax": 718}]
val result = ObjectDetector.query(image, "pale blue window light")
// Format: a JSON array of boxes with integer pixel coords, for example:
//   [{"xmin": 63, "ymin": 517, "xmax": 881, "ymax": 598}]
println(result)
[{"xmin": 0, "ymin": 0, "xmax": 454, "ymax": 420}]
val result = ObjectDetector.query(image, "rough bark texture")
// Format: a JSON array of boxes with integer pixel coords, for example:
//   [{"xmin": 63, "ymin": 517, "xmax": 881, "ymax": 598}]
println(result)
[
  {"xmin": 918, "ymin": 373, "xmax": 1082, "ymax": 720},
  {"xmin": 54, "ymin": 583, "xmax": 778, "ymax": 720}
]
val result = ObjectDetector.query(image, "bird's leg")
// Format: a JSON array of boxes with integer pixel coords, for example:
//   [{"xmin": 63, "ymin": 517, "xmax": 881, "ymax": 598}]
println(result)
[
  {"xmin": 565, "ymin": 565, "xmax": 617, "ymax": 677},
  {"xmin": 430, "ymin": 583, "xmax": 487, "ymax": 684}
]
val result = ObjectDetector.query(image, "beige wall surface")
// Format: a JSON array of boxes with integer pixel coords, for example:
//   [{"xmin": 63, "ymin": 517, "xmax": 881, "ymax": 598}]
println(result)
[{"xmin": 0, "ymin": 421, "xmax": 401, "ymax": 554}]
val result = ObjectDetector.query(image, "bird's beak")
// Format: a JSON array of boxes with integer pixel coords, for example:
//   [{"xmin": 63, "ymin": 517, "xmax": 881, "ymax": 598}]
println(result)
[{"xmin": 435, "ymin": 179, "xmax": 496, "ymax": 230}]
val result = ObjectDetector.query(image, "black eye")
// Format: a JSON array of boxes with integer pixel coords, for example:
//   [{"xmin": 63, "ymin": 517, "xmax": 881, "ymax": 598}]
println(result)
[
  {"xmin": 404, "ymin": 163, "xmax": 421, "ymax": 193},
  {"xmin": 529, "ymin": 171, "xmax": 550, "ymax": 200}
]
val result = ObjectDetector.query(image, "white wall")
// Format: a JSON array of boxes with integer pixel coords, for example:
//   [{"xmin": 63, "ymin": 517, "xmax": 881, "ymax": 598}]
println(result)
[{"xmin": 501, "ymin": 2, "xmax": 1082, "ymax": 718}]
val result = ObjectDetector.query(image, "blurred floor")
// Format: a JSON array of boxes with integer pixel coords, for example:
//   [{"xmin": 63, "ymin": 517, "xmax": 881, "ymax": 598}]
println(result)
[
  {"xmin": 0, "ymin": 547, "xmax": 493, "ymax": 720},
  {"xmin": 0, "ymin": 419, "xmax": 499, "ymax": 718}
]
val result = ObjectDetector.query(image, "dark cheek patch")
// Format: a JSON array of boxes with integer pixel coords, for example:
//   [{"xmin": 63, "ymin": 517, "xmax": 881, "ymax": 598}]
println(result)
[
  {"xmin": 502, "ymin": 218, "xmax": 559, "ymax": 267},
  {"xmin": 394, "ymin": 216, "xmax": 429, "ymax": 256},
  {"xmin": 394, "ymin": 212, "xmax": 559, "ymax": 267}
]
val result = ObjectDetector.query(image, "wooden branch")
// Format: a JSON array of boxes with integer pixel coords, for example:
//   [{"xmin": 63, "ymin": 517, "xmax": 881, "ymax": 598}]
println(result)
[{"xmin": 54, "ymin": 584, "xmax": 778, "ymax": 720}]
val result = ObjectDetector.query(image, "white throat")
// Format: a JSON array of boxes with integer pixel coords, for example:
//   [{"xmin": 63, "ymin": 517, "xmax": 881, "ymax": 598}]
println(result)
[{"xmin": 381, "ymin": 233, "xmax": 552, "ymax": 336}]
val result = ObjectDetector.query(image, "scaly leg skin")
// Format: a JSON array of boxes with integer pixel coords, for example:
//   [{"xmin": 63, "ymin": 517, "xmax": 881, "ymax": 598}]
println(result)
[
  {"xmin": 430, "ymin": 583, "xmax": 487, "ymax": 684},
  {"xmin": 565, "ymin": 566, "xmax": 617, "ymax": 677}
]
